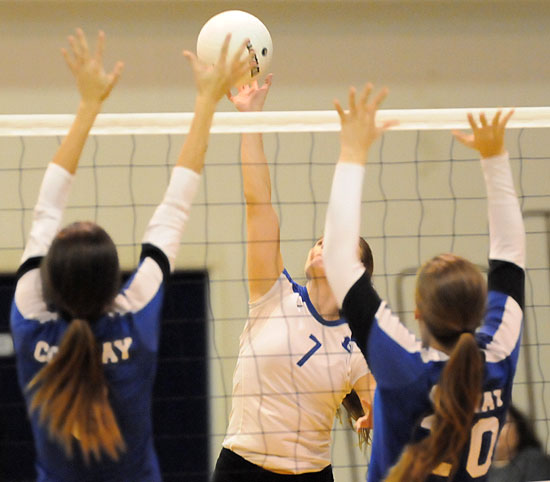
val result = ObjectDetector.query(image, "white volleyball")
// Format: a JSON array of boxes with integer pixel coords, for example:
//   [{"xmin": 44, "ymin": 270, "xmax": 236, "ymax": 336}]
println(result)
[{"xmin": 197, "ymin": 10, "xmax": 273, "ymax": 87}]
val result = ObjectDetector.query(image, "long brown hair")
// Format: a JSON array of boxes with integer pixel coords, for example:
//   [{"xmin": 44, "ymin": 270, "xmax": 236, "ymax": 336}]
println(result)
[
  {"xmin": 340, "ymin": 388, "xmax": 373, "ymax": 447},
  {"xmin": 386, "ymin": 254, "xmax": 486, "ymax": 481},
  {"xmin": 28, "ymin": 222, "xmax": 124, "ymax": 463},
  {"xmin": 339, "ymin": 236, "xmax": 374, "ymax": 447},
  {"xmin": 359, "ymin": 236, "xmax": 374, "ymax": 278}
]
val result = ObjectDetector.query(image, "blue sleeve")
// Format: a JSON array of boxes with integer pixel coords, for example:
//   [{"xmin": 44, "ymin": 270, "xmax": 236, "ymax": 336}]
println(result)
[
  {"xmin": 113, "ymin": 246, "xmax": 169, "ymax": 353},
  {"xmin": 341, "ymin": 271, "xmax": 380, "ymax": 356},
  {"xmin": 131, "ymin": 283, "xmax": 165, "ymax": 353},
  {"xmin": 477, "ymin": 259, "xmax": 524, "ymax": 365},
  {"xmin": 342, "ymin": 271, "xmax": 433, "ymax": 389},
  {"xmin": 487, "ymin": 259, "xmax": 524, "ymax": 309},
  {"xmin": 141, "ymin": 243, "xmax": 170, "ymax": 282}
]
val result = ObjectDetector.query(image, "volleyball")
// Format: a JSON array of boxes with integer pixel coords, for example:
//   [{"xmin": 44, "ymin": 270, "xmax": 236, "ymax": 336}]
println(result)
[{"xmin": 196, "ymin": 10, "xmax": 273, "ymax": 87}]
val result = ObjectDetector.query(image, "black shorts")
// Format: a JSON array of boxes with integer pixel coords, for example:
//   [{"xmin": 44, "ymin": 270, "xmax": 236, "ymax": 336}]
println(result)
[{"xmin": 212, "ymin": 448, "xmax": 334, "ymax": 482}]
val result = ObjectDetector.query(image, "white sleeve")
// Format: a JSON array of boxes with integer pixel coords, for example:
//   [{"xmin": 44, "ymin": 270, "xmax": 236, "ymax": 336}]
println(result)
[
  {"xmin": 481, "ymin": 152, "xmax": 526, "ymax": 269},
  {"xmin": 21, "ymin": 163, "xmax": 74, "ymax": 263},
  {"xmin": 323, "ymin": 162, "xmax": 367, "ymax": 307},
  {"xmin": 142, "ymin": 166, "xmax": 201, "ymax": 271}
]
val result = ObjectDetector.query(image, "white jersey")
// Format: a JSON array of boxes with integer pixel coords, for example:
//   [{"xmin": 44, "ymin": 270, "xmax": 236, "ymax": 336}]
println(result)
[{"xmin": 223, "ymin": 269, "xmax": 369, "ymax": 474}]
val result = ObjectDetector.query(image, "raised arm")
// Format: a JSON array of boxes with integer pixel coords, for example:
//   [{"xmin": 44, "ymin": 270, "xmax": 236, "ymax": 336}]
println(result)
[
  {"xmin": 228, "ymin": 74, "xmax": 283, "ymax": 302},
  {"xmin": 323, "ymin": 84, "xmax": 396, "ymax": 306},
  {"xmin": 453, "ymin": 111, "xmax": 525, "ymax": 270},
  {"xmin": 21, "ymin": 29, "xmax": 122, "ymax": 265},
  {"xmin": 54, "ymin": 29, "xmax": 123, "ymax": 174},
  {"xmin": 453, "ymin": 112, "xmax": 525, "ymax": 363},
  {"xmin": 141, "ymin": 36, "xmax": 255, "ymax": 272}
]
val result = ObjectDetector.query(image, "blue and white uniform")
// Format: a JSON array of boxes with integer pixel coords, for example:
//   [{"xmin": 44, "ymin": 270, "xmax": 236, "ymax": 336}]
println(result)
[
  {"xmin": 324, "ymin": 153, "xmax": 525, "ymax": 481},
  {"xmin": 10, "ymin": 163, "xmax": 200, "ymax": 482},
  {"xmin": 222, "ymin": 270, "xmax": 369, "ymax": 474}
]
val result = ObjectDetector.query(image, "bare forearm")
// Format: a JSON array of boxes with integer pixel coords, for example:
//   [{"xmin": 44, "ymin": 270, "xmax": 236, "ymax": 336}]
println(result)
[
  {"xmin": 52, "ymin": 100, "xmax": 102, "ymax": 174},
  {"xmin": 241, "ymin": 132, "xmax": 272, "ymax": 204},
  {"xmin": 241, "ymin": 132, "xmax": 283, "ymax": 300},
  {"xmin": 176, "ymin": 96, "xmax": 217, "ymax": 174}
]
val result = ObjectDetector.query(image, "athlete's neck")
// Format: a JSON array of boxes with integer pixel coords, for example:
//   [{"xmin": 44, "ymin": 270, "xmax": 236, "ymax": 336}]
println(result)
[
  {"xmin": 306, "ymin": 276, "xmax": 340, "ymax": 321},
  {"xmin": 419, "ymin": 318, "xmax": 453, "ymax": 355}
]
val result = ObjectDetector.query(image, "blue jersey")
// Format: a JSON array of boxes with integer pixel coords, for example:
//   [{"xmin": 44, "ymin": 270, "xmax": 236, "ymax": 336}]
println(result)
[
  {"xmin": 10, "ymin": 245, "xmax": 169, "ymax": 482},
  {"xmin": 9, "ymin": 162, "xmax": 200, "ymax": 482},
  {"xmin": 341, "ymin": 259, "xmax": 524, "ymax": 482}
]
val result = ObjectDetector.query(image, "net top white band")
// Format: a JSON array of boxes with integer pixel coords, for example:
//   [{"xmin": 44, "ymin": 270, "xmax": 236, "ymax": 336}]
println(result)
[{"xmin": 1, "ymin": 107, "xmax": 549, "ymax": 136}]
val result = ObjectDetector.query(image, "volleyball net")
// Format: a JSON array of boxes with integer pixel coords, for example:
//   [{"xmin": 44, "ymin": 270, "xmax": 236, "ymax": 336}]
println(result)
[{"xmin": 0, "ymin": 108, "xmax": 548, "ymax": 480}]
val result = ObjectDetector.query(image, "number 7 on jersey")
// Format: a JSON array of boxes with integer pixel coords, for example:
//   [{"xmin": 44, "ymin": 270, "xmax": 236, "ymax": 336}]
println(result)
[{"xmin": 297, "ymin": 334, "xmax": 322, "ymax": 367}]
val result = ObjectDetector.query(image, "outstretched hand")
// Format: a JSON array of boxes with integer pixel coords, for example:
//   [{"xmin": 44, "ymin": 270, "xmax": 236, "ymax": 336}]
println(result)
[
  {"xmin": 62, "ymin": 29, "xmax": 124, "ymax": 105},
  {"xmin": 227, "ymin": 73, "xmax": 273, "ymax": 112},
  {"xmin": 452, "ymin": 110, "xmax": 514, "ymax": 159},
  {"xmin": 183, "ymin": 35, "xmax": 257, "ymax": 104},
  {"xmin": 334, "ymin": 83, "xmax": 397, "ymax": 165}
]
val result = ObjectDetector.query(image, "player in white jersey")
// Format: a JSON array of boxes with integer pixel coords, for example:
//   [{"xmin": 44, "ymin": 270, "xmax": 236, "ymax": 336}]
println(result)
[
  {"xmin": 10, "ymin": 30, "xmax": 254, "ymax": 481},
  {"xmin": 212, "ymin": 76, "xmax": 375, "ymax": 482},
  {"xmin": 324, "ymin": 84, "xmax": 524, "ymax": 481}
]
